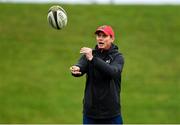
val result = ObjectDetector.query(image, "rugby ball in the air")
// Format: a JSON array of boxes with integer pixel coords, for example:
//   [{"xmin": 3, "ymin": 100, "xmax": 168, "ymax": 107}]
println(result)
[{"xmin": 47, "ymin": 5, "xmax": 68, "ymax": 30}]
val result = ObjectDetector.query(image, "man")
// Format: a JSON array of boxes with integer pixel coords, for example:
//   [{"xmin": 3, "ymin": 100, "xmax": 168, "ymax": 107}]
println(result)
[{"xmin": 70, "ymin": 25, "xmax": 124, "ymax": 124}]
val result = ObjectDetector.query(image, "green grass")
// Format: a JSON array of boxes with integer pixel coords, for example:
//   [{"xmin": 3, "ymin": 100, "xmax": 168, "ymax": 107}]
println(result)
[{"xmin": 0, "ymin": 3, "xmax": 180, "ymax": 123}]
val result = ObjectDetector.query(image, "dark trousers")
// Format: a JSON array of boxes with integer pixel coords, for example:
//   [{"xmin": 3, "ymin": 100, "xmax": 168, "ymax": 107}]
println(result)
[{"xmin": 83, "ymin": 115, "xmax": 123, "ymax": 124}]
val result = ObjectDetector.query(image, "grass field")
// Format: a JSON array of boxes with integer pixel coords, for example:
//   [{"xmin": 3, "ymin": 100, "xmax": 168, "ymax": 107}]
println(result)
[{"xmin": 0, "ymin": 3, "xmax": 180, "ymax": 123}]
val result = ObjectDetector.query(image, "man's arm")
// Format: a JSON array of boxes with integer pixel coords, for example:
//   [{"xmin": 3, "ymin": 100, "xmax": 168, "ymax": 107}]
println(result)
[
  {"xmin": 92, "ymin": 54, "xmax": 124, "ymax": 78},
  {"xmin": 79, "ymin": 47, "xmax": 124, "ymax": 78},
  {"xmin": 70, "ymin": 55, "xmax": 88, "ymax": 77}
]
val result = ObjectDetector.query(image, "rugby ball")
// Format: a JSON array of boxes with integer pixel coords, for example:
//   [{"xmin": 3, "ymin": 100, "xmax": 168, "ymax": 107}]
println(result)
[{"xmin": 47, "ymin": 5, "xmax": 68, "ymax": 30}]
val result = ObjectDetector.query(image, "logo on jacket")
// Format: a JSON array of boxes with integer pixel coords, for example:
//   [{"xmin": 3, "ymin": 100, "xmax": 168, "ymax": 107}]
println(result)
[{"xmin": 105, "ymin": 59, "xmax": 111, "ymax": 64}]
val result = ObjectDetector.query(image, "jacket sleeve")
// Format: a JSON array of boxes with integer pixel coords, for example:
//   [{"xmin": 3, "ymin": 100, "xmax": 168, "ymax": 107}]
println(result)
[
  {"xmin": 91, "ymin": 54, "xmax": 124, "ymax": 78},
  {"xmin": 72, "ymin": 55, "xmax": 88, "ymax": 77}
]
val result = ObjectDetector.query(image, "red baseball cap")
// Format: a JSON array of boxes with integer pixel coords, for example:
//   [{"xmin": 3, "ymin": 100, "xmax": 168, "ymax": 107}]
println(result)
[{"xmin": 95, "ymin": 25, "xmax": 115, "ymax": 39}]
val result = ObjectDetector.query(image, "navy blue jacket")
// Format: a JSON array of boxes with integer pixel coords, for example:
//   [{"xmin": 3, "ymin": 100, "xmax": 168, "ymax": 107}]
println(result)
[{"xmin": 73, "ymin": 44, "xmax": 124, "ymax": 119}]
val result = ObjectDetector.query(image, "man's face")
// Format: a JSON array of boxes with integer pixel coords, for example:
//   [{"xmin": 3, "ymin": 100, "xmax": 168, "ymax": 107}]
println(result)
[{"xmin": 96, "ymin": 31, "xmax": 114, "ymax": 50}]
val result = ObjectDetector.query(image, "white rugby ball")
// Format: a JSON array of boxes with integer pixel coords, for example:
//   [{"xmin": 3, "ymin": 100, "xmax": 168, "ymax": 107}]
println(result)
[{"xmin": 47, "ymin": 5, "xmax": 68, "ymax": 30}]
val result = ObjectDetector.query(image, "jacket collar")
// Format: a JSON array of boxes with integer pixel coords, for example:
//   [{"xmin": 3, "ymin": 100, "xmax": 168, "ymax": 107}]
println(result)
[{"xmin": 94, "ymin": 43, "xmax": 119, "ymax": 55}]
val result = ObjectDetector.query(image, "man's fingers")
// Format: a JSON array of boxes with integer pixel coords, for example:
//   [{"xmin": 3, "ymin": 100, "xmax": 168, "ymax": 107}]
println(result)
[
  {"xmin": 80, "ymin": 47, "xmax": 91, "ymax": 54},
  {"xmin": 80, "ymin": 51, "xmax": 86, "ymax": 54},
  {"xmin": 70, "ymin": 66, "xmax": 80, "ymax": 71},
  {"xmin": 72, "ymin": 71, "xmax": 82, "ymax": 75},
  {"xmin": 80, "ymin": 51, "xmax": 84, "ymax": 54},
  {"xmin": 80, "ymin": 48, "xmax": 86, "ymax": 53},
  {"xmin": 70, "ymin": 67, "xmax": 73, "ymax": 70},
  {"xmin": 70, "ymin": 66, "xmax": 81, "ymax": 75}
]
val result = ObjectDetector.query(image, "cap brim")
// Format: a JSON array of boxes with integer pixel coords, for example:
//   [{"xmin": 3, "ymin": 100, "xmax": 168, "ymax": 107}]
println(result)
[{"xmin": 95, "ymin": 29, "xmax": 109, "ymax": 36}]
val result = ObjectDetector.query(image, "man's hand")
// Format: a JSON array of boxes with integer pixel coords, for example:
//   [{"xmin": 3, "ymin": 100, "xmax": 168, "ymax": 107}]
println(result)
[
  {"xmin": 80, "ymin": 47, "xmax": 93, "ymax": 61},
  {"xmin": 70, "ymin": 66, "xmax": 82, "ymax": 75}
]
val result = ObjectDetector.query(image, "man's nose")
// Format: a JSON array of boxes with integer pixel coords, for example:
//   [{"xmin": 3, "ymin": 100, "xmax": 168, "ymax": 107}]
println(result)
[{"xmin": 98, "ymin": 38, "xmax": 103, "ymax": 41}]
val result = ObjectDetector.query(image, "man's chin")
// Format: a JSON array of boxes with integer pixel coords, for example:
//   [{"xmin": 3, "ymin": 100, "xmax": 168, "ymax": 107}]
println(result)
[{"xmin": 98, "ymin": 45, "xmax": 105, "ymax": 49}]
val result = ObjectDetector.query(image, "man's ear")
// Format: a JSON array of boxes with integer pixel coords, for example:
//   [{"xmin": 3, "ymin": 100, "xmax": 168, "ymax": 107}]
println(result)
[{"xmin": 111, "ymin": 37, "xmax": 115, "ymax": 43}]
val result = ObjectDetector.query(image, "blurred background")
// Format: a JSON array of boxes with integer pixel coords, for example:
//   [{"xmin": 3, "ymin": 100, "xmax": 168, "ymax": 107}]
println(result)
[{"xmin": 0, "ymin": 0, "xmax": 180, "ymax": 123}]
